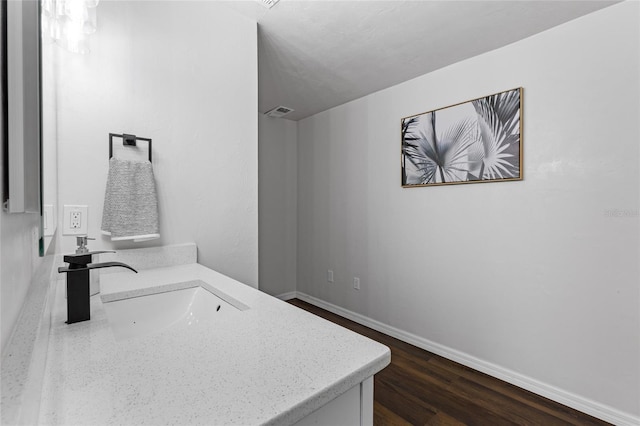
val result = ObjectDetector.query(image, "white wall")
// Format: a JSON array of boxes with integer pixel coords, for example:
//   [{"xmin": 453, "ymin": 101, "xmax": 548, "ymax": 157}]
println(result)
[
  {"xmin": 41, "ymin": 31, "xmax": 58, "ymax": 255},
  {"xmin": 258, "ymin": 115, "xmax": 297, "ymax": 297},
  {"xmin": 55, "ymin": 1, "xmax": 258, "ymax": 286},
  {"xmin": 297, "ymin": 2, "xmax": 639, "ymax": 420}
]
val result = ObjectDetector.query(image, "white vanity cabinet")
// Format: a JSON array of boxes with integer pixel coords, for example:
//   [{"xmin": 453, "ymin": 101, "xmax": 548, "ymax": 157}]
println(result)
[{"xmin": 294, "ymin": 377, "xmax": 373, "ymax": 426}]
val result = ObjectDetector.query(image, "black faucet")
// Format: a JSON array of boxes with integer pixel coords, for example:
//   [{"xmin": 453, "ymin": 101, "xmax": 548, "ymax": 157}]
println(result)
[{"xmin": 58, "ymin": 251, "xmax": 137, "ymax": 324}]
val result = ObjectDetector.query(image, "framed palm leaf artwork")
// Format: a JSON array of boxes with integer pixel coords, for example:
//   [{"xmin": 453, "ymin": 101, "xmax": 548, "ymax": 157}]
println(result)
[{"xmin": 401, "ymin": 87, "xmax": 523, "ymax": 187}]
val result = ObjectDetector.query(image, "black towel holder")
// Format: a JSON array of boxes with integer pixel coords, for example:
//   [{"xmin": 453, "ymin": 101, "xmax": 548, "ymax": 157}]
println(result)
[{"xmin": 109, "ymin": 133, "xmax": 152, "ymax": 162}]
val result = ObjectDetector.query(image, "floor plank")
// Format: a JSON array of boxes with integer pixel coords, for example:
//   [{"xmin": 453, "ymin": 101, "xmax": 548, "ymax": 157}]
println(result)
[
  {"xmin": 287, "ymin": 299, "xmax": 611, "ymax": 426},
  {"xmin": 374, "ymin": 401, "xmax": 414, "ymax": 426}
]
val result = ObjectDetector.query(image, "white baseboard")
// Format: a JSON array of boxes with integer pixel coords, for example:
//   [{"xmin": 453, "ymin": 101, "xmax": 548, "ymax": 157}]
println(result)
[
  {"xmin": 292, "ymin": 291, "xmax": 639, "ymax": 426},
  {"xmin": 275, "ymin": 291, "xmax": 298, "ymax": 301}
]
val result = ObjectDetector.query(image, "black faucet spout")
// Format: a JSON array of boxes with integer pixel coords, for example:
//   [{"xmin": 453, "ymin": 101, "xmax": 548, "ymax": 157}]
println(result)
[
  {"xmin": 89, "ymin": 261, "xmax": 138, "ymax": 273},
  {"xmin": 58, "ymin": 259, "xmax": 137, "ymax": 324},
  {"xmin": 58, "ymin": 261, "xmax": 138, "ymax": 274}
]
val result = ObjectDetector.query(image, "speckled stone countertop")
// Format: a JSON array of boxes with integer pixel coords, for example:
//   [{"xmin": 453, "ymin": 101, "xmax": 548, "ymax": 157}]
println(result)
[{"xmin": 38, "ymin": 263, "xmax": 390, "ymax": 425}]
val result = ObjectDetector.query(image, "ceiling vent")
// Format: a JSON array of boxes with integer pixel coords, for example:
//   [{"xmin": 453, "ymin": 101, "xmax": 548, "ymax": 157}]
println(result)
[
  {"xmin": 265, "ymin": 106, "xmax": 294, "ymax": 118},
  {"xmin": 257, "ymin": 0, "xmax": 280, "ymax": 9}
]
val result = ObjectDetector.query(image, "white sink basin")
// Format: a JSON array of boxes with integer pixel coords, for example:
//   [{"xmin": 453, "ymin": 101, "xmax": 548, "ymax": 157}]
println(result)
[{"xmin": 103, "ymin": 286, "xmax": 240, "ymax": 341}]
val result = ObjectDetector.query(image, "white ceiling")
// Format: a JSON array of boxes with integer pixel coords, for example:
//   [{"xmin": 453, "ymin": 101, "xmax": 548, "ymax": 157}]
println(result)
[{"xmin": 225, "ymin": 0, "xmax": 620, "ymax": 121}]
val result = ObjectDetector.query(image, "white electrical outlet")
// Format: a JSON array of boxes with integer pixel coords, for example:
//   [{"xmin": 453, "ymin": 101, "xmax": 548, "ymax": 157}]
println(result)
[
  {"xmin": 70, "ymin": 211, "xmax": 81, "ymax": 229},
  {"xmin": 327, "ymin": 270, "xmax": 334, "ymax": 283},
  {"xmin": 353, "ymin": 277, "xmax": 360, "ymax": 290},
  {"xmin": 63, "ymin": 205, "xmax": 88, "ymax": 235}
]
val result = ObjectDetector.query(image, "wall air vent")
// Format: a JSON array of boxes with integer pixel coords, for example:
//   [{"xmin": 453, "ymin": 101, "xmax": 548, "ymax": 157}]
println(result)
[
  {"xmin": 257, "ymin": 0, "xmax": 280, "ymax": 9},
  {"xmin": 265, "ymin": 106, "xmax": 294, "ymax": 118}
]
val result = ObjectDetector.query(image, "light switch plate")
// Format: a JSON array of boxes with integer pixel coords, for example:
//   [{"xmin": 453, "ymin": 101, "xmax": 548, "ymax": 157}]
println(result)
[{"xmin": 63, "ymin": 205, "xmax": 88, "ymax": 235}]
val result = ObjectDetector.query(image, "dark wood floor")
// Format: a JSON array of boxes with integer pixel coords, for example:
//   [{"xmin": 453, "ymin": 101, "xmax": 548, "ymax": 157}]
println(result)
[{"xmin": 288, "ymin": 299, "xmax": 611, "ymax": 426}]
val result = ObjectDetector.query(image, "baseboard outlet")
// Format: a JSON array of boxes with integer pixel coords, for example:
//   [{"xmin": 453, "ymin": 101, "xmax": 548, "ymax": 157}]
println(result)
[{"xmin": 293, "ymin": 292, "xmax": 639, "ymax": 426}]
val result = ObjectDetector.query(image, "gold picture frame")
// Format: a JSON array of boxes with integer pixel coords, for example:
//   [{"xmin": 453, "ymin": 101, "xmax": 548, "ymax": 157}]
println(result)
[{"xmin": 401, "ymin": 87, "xmax": 523, "ymax": 187}]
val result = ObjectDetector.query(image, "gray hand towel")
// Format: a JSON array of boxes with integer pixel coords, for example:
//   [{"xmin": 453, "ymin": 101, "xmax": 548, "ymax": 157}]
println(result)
[{"xmin": 101, "ymin": 158, "xmax": 160, "ymax": 242}]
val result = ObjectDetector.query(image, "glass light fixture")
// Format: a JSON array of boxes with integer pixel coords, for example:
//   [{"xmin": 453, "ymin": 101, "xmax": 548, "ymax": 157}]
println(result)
[{"xmin": 41, "ymin": 0, "xmax": 99, "ymax": 54}]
